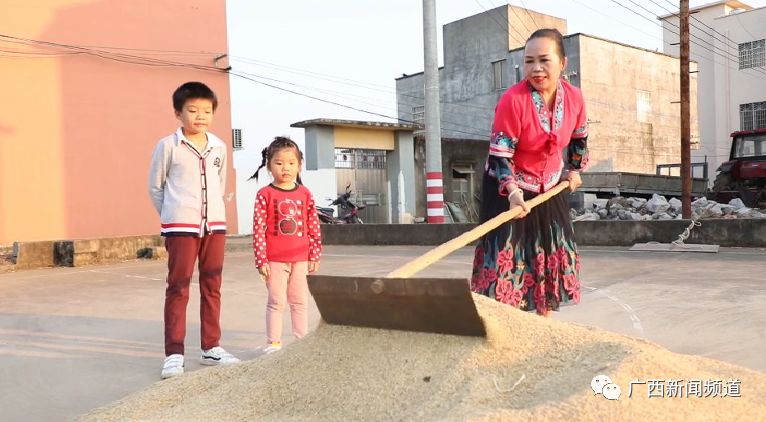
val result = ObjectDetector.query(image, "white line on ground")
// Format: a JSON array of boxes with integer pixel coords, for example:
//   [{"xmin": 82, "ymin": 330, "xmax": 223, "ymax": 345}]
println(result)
[
  {"xmin": 582, "ymin": 285, "xmax": 645, "ymax": 335},
  {"xmin": 87, "ymin": 270, "xmax": 163, "ymax": 281}
]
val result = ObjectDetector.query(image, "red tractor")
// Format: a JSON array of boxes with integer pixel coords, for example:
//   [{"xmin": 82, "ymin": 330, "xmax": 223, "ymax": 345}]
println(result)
[{"xmin": 709, "ymin": 128, "xmax": 766, "ymax": 207}]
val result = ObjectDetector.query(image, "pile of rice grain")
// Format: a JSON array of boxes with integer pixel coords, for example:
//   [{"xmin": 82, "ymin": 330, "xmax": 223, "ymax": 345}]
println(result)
[{"xmin": 84, "ymin": 295, "xmax": 766, "ymax": 421}]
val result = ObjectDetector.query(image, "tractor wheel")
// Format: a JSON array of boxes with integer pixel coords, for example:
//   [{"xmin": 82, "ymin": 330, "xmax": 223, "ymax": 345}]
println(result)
[{"xmin": 712, "ymin": 172, "xmax": 734, "ymax": 192}]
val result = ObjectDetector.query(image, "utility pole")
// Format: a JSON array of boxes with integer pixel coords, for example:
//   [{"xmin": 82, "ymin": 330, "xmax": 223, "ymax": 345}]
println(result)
[
  {"xmin": 680, "ymin": 0, "xmax": 692, "ymax": 219},
  {"xmin": 423, "ymin": 0, "xmax": 444, "ymax": 223}
]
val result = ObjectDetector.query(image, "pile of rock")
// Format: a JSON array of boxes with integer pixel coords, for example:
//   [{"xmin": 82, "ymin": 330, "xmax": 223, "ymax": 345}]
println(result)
[{"xmin": 573, "ymin": 194, "xmax": 766, "ymax": 221}]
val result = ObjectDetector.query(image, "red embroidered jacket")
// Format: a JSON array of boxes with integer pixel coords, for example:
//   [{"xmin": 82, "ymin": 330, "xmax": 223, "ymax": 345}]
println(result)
[{"xmin": 489, "ymin": 79, "xmax": 589, "ymax": 195}]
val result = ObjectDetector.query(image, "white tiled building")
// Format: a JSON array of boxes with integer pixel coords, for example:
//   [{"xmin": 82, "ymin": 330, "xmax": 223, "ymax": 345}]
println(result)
[{"xmin": 660, "ymin": 0, "xmax": 766, "ymax": 181}]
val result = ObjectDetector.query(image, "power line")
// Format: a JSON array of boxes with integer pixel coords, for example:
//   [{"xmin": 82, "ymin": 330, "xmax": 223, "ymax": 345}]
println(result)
[
  {"xmin": 629, "ymin": 0, "xmax": 766, "ymax": 78},
  {"xmin": 229, "ymin": 70, "xmax": 489, "ymax": 139},
  {"xmin": 228, "ymin": 71, "xmax": 488, "ymax": 137},
  {"xmin": 649, "ymin": 0, "xmax": 753, "ymax": 65},
  {"xmin": 0, "ymin": 48, "xmax": 82, "ymax": 57},
  {"xmin": 502, "ymin": 0, "xmax": 534, "ymax": 37},
  {"xmin": 0, "ymin": 34, "xmax": 223, "ymax": 70},
  {"xmin": 570, "ymin": 0, "xmax": 665, "ymax": 42},
  {"xmin": 517, "ymin": 0, "xmax": 539, "ymax": 29},
  {"xmin": 0, "ymin": 32, "xmax": 497, "ymax": 139},
  {"xmin": 230, "ymin": 56, "xmax": 399, "ymax": 93},
  {"xmin": 659, "ymin": 0, "xmax": 737, "ymax": 49},
  {"xmin": 661, "ymin": 0, "xmax": 755, "ymax": 52},
  {"xmin": 231, "ymin": 56, "xmax": 492, "ymax": 112},
  {"xmin": 606, "ymin": 0, "xmax": 766, "ymax": 80},
  {"xmin": 473, "ymin": 0, "xmax": 527, "ymax": 45}
]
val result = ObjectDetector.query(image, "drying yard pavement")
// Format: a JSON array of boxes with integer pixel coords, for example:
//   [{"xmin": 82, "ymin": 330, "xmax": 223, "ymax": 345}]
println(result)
[{"xmin": 1, "ymin": 245, "xmax": 764, "ymax": 421}]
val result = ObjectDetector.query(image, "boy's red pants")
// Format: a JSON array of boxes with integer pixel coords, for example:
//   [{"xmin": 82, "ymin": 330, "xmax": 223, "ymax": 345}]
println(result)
[{"xmin": 163, "ymin": 234, "xmax": 225, "ymax": 356}]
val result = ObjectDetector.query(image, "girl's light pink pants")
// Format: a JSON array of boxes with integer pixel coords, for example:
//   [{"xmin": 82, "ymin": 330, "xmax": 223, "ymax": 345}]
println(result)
[{"xmin": 265, "ymin": 261, "xmax": 309, "ymax": 343}]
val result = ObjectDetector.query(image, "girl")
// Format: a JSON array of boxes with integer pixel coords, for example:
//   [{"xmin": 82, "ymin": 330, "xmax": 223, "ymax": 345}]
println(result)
[
  {"xmin": 251, "ymin": 137, "xmax": 322, "ymax": 353},
  {"xmin": 472, "ymin": 28, "xmax": 589, "ymax": 317}
]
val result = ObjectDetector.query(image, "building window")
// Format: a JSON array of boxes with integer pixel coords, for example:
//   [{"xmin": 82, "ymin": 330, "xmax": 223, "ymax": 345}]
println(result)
[
  {"xmin": 411, "ymin": 105, "xmax": 424, "ymax": 136},
  {"xmin": 514, "ymin": 64, "xmax": 521, "ymax": 84},
  {"xmin": 740, "ymin": 101, "xmax": 766, "ymax": 130},
  {"xmin": 636, "ymin": 90, "xmax": 652, "ymax": 123},
  {"xmin": 491, "ymin": 59, "xmax": 506, "ymax": 90},
  {"xmin": 334, "ymin": 148, "xmax": 386, "ymax": 169},
  {"xmin": 739, "ymin": 39, "xmax": 765, "ymax": 70},
  {"xmin": 451, "ymin": 165, "xmax": 474, "ymax": 200},
  {"xmin": 232, "ymin": 128, "xmax": 243, "ymax": 150},
  {"xmin": 412, "ymin": 105, "xmax": 424, "ymax": 125}
]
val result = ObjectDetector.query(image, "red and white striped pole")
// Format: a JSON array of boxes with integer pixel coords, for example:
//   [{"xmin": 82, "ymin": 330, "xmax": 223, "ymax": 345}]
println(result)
[
  {"xmin": 426, "ymin": 172, "xmax": 445, "ymax": 223},
  {"xmin": 423, "ymin": 0, "xmax": 444, "ymax": 224}
]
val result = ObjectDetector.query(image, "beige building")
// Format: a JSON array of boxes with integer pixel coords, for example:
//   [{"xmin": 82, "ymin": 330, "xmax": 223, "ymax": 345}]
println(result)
[
  {"xmin": 396, "ymin": 6, "xmax": 697, "ymax": 215},
  {"xmin": 660, "ymin": 0, "xmax": 766, "ymax": 181}
]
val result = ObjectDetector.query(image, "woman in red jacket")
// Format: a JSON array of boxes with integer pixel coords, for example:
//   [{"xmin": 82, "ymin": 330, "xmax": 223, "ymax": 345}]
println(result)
[{"xmin": 471, "ymin": 28, "xmax": 589, "ymax": 316}]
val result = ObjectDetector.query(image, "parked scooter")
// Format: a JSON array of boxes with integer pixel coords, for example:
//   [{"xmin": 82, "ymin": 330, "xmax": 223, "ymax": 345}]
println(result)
[
  {"xmin": 316, "ymin": 183, "xmax": 366, "ymax": 224},
  {"xmin": 316, "ymin": 205, "xmax": 344, "ymax": 224}
]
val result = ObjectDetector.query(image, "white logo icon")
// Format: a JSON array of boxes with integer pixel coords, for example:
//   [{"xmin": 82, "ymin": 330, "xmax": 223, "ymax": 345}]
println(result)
[
  {"xmin": 591, "ymin": 374, "xmax": 612, "ymax": 395},
  {"xmin": 602, "ymin": 383, "xmax": 622, "ymax": 400}
]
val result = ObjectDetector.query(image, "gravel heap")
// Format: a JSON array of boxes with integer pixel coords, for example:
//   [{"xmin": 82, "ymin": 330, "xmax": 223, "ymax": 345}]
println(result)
[
  {"xmin": 84, "ymin": 295, "xmax": 766, "ymax": 421},
  {"xmin": 573, "ymin": 195, "xmax": 766, "ymax": 221}
]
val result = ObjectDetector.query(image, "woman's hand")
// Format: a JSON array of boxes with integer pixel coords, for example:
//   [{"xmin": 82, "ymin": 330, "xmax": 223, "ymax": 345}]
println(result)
[
  {"xmin": 567, "ymin": 172, "xmax": 582, "ymax": 192},
  {"xmin": 508, "ymin": 189, "xmax": 530, "ymax": 218}
]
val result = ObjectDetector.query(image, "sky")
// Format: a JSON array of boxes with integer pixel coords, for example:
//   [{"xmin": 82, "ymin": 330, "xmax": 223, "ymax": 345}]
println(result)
[
  {"xmin": 225, "ymin": 0, "xmax": 766, "ymax": 166},
  {"xmin": 224, "ymin": 0, "xmax": 766, "ymax": 230}
]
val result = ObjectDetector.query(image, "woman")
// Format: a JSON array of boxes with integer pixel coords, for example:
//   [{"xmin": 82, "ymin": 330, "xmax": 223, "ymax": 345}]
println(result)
[{"xmin": 471, "ymin": 28, "xmax": 589, "ymax": 316}]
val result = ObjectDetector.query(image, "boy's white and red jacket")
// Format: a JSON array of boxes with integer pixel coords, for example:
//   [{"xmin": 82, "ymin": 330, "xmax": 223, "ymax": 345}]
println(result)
[{"xmin": 148, "ymin": 128, "xmax": 228, "ymax": 236}]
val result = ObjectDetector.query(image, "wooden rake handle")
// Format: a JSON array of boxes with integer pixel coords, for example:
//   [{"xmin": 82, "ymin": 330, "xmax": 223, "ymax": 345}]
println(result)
[{"xmin": 385, "ymin": 181, "xmax": 571, "ymax": 279}]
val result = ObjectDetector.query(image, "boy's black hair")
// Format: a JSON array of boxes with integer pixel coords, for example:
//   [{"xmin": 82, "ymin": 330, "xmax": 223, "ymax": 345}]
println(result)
[
  {"xmin": 172, "ymin": 81, "xmax": 218, "ymax": 112},
  {"xmin": 526, "ymin": 28, "xmax": 566, "ymax": 60},
  {"xmin": 249, "ymin": 136, "xmax": 304, "ymax": 184}
]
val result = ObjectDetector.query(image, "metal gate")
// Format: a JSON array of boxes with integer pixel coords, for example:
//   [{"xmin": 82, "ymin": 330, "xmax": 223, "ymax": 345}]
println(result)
[{"xmin": 334, "ymin": 148, "xmax": 388, "ymax": 223}]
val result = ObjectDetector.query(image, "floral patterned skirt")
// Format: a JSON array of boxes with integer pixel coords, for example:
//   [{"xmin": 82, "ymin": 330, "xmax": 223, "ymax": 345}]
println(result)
[{"xmin": 471, "ymin": 188, "xmax": 581, "ymax": 315}]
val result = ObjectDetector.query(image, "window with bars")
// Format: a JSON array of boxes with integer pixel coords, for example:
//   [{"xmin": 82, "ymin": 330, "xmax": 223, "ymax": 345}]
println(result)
[
  {"xmin": 491, "ymin": 59, "xmax": 506, "ymax": 90},
  {"xmin": 740, "ymin": 101, "xmax": 766, "ymax": 130},
  {"xmin": 232, "ymin": 128, "xmax": 243, "ymax": 150},
  {"xmin": 334, "ymin": 148, "xmax": 387, "ymax": 169},
  {"xmin": 738, "ymin": 39, "xmax": 765, "ymax": 70},
  {"xmin": 411, "ymin": 105, "xmax": 424, "ymax": 135}
]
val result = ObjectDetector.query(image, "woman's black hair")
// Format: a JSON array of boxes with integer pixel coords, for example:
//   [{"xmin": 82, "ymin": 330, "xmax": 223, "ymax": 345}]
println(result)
[
  {"xmin": 526, "ymin": 28, "xmax": 566, "ymax": 60},
  {"xmin": 248, "ymin": 136, "xmax": 304, "ymax": 184}
]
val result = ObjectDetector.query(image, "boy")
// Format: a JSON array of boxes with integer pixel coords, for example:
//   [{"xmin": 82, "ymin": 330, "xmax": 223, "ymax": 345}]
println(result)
[{"xmin": 148, "ymin": 81, "xmax": 239, "ymax": 379}]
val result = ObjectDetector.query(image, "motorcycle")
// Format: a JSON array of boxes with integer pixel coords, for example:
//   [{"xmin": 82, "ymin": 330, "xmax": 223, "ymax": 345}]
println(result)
[{"xmin": 316, "ymin": 183, "xmax": 366, "ymax": 224}]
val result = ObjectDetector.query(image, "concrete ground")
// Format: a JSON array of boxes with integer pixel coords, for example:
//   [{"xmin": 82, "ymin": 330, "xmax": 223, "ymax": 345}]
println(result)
[{"xmin": 1, "ymin": 245, "xmax": 764, "ymax": 421}]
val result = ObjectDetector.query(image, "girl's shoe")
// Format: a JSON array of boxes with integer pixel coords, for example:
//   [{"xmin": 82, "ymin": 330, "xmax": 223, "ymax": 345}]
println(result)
[{"xmin": 263, "ymin": 342, "xmax": 282, "ymax": 354}]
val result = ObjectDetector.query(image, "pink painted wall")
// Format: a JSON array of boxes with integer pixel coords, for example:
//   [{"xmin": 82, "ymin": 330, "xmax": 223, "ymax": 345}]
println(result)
[{"xmin": 0, "ymin": 0, "xmax": 238, "ymax": 244}]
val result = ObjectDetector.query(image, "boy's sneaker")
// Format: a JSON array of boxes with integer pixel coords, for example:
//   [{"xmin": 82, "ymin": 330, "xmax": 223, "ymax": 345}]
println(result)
[
  {"xmin": 200, "ymin": 346, "xmax": 240, "ymax": 365},
  {"xmin": 263, "ymin": 342, "xmax": 282, "ymax": 354},
  {"xmin": 161, "ymin": 354, "xmax": 184, "ymax": 379}
]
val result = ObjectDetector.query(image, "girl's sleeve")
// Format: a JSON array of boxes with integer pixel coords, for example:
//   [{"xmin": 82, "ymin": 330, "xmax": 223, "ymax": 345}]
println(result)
[
  {"xmin": 252, "ymin": 192, "xmax": 268, "ymax": 268},
  {"xmin": 306, "ymin": 194, "xmax": 322, "ymax": 262},
  {"xmin": 488, "ymin": 96, "xmax": 522, "ymax": 196},
  {"xmin": 567, "ymin": 100, "xmax": 590, "ymax": 172}
]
